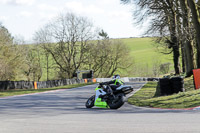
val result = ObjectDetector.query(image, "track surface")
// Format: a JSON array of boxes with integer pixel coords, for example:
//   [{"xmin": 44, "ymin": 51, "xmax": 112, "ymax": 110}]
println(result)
[{"xmin": 1, "ymin": 82, "xmax": 200, "ymax": 133}]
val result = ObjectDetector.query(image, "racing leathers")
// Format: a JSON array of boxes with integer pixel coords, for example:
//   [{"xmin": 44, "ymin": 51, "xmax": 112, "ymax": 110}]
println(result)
[{"xmin": 99, "ymin": 79, "xmax": 124, "ymax": 95}]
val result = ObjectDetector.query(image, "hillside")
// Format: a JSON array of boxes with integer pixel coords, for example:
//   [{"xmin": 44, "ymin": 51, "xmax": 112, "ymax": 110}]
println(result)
[{"xmin": 119, "ymin": 37, "xmax": 174, "ymax": 77}]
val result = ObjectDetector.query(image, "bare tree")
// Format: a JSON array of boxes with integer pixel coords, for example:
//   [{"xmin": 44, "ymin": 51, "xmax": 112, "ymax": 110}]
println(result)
[
  {"xmin": 86, "ymin": 31, "xmax": 132, "ymax": 78},
  {"xmin": 86, "ymin": 39, "xmax": 111, "ymax": 77},
  {"xmin": 34, "ymin": 25, "xmax": 55, "ymax": 80},
  {"xmin": 20, "ymin": 45, "xmax": 43, "ymax": 81},
  {"xmin": 35, "ymin": 13, "xmax": 95, "ymax": 79}
]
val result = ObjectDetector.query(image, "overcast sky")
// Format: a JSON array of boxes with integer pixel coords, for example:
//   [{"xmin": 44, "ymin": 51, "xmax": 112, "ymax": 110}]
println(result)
[{"xmin": 0, "ymin": 0, "xmax": 146, "ymax": 42}]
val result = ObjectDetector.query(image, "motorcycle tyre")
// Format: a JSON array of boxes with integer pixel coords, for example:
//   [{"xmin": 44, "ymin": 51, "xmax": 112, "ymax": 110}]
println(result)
[
  {"xmin": 85, "ymin": 95, "xmax": 95, "ymax": 108},
  {"xmin": 108, "ymin": 93, "xmax": 125, "ymax": 109}
]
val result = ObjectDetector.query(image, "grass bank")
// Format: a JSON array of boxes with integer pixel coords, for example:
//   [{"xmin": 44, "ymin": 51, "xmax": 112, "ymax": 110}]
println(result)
[
  {"xmin": 0, "ymin": 83, "xmax": 94, "ymax": 98},
  {"xmin": 128, "ymin": 77, "xmax": 200, "ymax": 109}
]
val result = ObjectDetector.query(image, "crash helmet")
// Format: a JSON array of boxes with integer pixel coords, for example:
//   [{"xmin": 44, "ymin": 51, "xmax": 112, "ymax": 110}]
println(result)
[{"xmin": 112, "ymin": 74, "xmax": 120, "ymax": 79}]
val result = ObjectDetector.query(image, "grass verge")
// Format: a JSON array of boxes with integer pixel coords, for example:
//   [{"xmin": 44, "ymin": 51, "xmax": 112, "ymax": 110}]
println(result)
[
  {"xmin": 0, "ymin": 83, "xmax": 95, "ymax": 98},
  {"xmin": 128, "ymin": 77, "xmax": 200, "ymax": 109}
]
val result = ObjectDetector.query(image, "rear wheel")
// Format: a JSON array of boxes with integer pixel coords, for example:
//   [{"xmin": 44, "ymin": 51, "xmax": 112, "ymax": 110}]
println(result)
[
  {"xmin": 108, "ymin": 93, "xmax": 124, "ymax": 109},
  {"xmin": 85, "ymin": 95, "xmax": 95, "ymax": 108}
]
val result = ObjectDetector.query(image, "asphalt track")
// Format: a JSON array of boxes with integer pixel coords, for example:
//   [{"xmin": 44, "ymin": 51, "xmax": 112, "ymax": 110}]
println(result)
[{"xmin": 1, "ymin": 82, "xmax": 200, "ymax": 133}]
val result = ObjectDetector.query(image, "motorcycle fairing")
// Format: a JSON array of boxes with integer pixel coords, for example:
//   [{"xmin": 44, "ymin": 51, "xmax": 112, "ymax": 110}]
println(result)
[
  {"xmin": 116, "ymin": 85, "xmax": 131, "ymax": 90},
  {"xmin": 94, "ymin": 87, "xmax": 109, "ymax": 108}
]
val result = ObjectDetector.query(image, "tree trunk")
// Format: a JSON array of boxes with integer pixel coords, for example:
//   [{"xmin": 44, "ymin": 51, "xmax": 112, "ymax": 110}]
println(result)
[
  {"xmin": 181, "ymin": 45, "xmax": 185, "ymax": 73},
  {"xmin": 180, "ymin": 0, "xmax": 194, "ymax": 76},
  {"xmin": 168, "ymin": 2, "xmax": 180, "ymax": 75},
  {"xmin": 187, "ymin": 0, "xmax": 200, "ymax": 68},
  {"xmin": 172, "ymin": 44, "xmax": 180, "ymax": 75},
  {"xmin": 46, "ymin": 54, "xmax": 49, "ymax": 81}
]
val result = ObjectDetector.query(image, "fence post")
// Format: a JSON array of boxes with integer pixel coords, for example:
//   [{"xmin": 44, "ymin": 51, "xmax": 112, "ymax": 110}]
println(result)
[
  {"xmin": 92, "ymin": 79, "xmax": 96, "ymax": 83},
  {"xmin": 34, "ymin": 82, "xmax": 38, "ymax": 89}
]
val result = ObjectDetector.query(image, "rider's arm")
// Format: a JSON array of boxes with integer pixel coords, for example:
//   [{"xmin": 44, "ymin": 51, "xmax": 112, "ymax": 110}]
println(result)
[{"xmin": 100, "ymin": 80, "xmax": 115, "ymax": 85}]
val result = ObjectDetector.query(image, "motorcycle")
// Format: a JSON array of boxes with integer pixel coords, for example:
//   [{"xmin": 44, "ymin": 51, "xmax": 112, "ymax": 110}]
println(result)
[{"xmin": 85, "ymin": 83, "xmax": 133, "ymax": 109}]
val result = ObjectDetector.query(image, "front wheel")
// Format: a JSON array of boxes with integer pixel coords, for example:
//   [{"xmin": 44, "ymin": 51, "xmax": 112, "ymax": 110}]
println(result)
[
  {"xmin": 108, "ymin": 93, "xmax": 125, "ymax": 109},
  {"xmin": 85, "ymin": 95, "xmax": 95, "ymax": 108}
]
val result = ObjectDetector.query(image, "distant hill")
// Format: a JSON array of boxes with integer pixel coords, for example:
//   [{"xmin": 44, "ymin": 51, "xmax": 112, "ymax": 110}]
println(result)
[{"xmin": 118, "ymin": 37, "xmax": 173, "ymax": 77}]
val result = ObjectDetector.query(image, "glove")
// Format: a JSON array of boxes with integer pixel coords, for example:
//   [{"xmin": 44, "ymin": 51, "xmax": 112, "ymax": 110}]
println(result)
[{"xmin": 99, "ymin": 82, "xmax": 103, "ymax": 86}]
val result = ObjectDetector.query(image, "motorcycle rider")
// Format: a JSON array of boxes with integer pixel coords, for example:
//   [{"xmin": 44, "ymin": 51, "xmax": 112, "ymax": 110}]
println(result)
[
  {"xmin": 86, "ymin": 74, "xmax": 133, "ymax": 109},
  {"xmin": 99, "ymin": 74, "xmax": 124, "ymax": 95}
]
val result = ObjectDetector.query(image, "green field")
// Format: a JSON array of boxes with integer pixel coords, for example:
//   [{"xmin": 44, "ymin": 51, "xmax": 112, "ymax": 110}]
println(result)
[
  {"xmin": 123, "ymin": 38, "xmax": 172, "ymax": 62},
  {"xmin": 118, "ymin": 37, "xmax": 174, "ymax": 77}
]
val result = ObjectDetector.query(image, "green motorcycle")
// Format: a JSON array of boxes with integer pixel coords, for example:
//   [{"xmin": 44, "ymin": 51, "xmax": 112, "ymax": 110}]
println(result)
[{"xmin": 85, "ymin": 83, "xmax": 133, "ymax": 109}]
